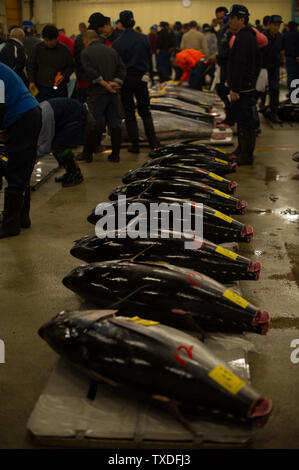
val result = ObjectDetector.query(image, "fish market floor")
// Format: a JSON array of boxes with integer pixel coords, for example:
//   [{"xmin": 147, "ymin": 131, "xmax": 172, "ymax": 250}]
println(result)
[{"xmin": 0, "ymin": 118, "xmax": 299, "ymax": 449}]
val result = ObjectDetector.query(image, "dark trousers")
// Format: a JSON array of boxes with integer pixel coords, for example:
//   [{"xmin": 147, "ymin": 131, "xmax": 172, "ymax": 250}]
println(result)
[
  {"xmin": 157, "ymin": 50, "xmax": 171, "ymax": 81},
  {"xmin": 232, "ymin": 91, "xmax": 259, "ymax": 130},
  {"xmin": 87, "ymin": 94, "xmax": 122, "ymax": 134},
  {"xmin": 3, "ymin": 107, "xmax": 42, "ymax": 192},
  {"xmin": 286, "ymin": 56, "xmax": 299, "ymax": 90},
  {"xmin": 36, "ymin": 84, "xmax": 68, "ymax": 102},
  {"xmin": 121, "ymin": 76, "xmax": 151, "ymax": 122},
  {"xmin": 189, "ymin": 60, "xmax": 209, "ymax": 90}
]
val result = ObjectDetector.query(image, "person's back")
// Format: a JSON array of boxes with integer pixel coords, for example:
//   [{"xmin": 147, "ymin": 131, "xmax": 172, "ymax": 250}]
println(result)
[
  {"xmin": 181, "ymin": 23, "xmax": 208, "ymax": 56},
  {"xmin": 0, "ymin": 28, "xmax": 27, "ymax": 83},
  {"xmin": 0, "ymin": 62, "xmax": 37, "ymax": 129},
  {"xmin": 81, "ymin": 38, "xmax": 125, "ymax": 96},
  {"xmin": 113, "ymin": 28, "xmax": 151, "ymax": 77}
]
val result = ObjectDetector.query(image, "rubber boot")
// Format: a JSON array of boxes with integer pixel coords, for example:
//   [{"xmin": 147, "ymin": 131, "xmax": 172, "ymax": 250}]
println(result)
[
  {"xmin": 60, "ymin": 150, "xmax": 83, "ymax": 187},
  {"xmin": 269, "ymin": 91, "xmax": 282, "ymax": 124},
  {"xmin": 108, "ymin": 128, "xmax": 122, "ymax": 162},
  {"xmin": 237, "ymin": 127, "xmax": 256, "ymax": 166},
  {"xmin": 53, "ymin": 149, "xmax": 69, "ymax": 183},
  {"xmin": 20, "ymin": 185, "xmax": 31, "ymax": 228},
  {"xmin": 125, "ymin": 120, "xmax": 140, "ymax": 153},
  {"xmin": 142, "ymin": 116, "xmax": 160, "ymax": 150},
  {"xmin": 0, "ymin": 188, "xmax": 23, "ymax": 239}
]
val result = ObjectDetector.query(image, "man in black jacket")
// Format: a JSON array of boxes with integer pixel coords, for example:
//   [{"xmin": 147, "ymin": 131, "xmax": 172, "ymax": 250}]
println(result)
[
  {"xmin": 28, "ymin": 24, "xmax": 74, "ymax": 102},
  {"xmin": 113, "ymin": 10, "xmax": 159, "ymax": 153},
  {"xmin": 0, "ymin": 28, "xmax": 27, "ymax": 85},
  {"xmin": 81, "ymin": 30, "xmax": 126, "ymax": 162},
  {"xmin": 227, "ymin": 4, "xmax": 260, "ymax": 165},
  {"xmin": 263, "ymin": 15, "xmax": 285, "ymax": 123},
  {"xmin": 156, "ymin": 22, "xmax": 175, "ymax": 82}
]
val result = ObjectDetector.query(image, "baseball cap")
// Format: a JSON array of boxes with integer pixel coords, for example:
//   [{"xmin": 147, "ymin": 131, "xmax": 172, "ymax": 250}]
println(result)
[
  {"xmin": 88, "ymin": 12, "xmax": 108, "ymax": 29},
  {"xmin": 227, "ymin": 4, "xmax": 249, "ymax": 18},
  {"xmin": 119, "ymin": 10, "xmax": 134, "ymax": 23},
  {"xmin": 269, "ymin": 15, "xmax": 283, "ymax": 23}
]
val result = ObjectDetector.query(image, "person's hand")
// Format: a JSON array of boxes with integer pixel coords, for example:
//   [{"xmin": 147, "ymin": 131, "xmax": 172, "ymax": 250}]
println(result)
[
  {"xmin": 230, "ymin": 90, "xmax": 239, "ymax": 102},
  {"xmin": 109, "ymin": 81, "xmax": 121, "ymax": 91},
  {"xmin": 98, "ymin": 80, "xmax": 115, "ymax": 93},
  {"xmin": 57, "ymin": 74, "xmax": 64, "ymax": 85},
  {"xmin": 29, "ymin": 82, "xmax": 37, "ymax": 94},
  {"xmin": 156, "ymin": 49, "xmax": 160, "ymax": 54},
  {"xmin": 0, "ymin": 131, "xmax": 6, "ymax": 142}
]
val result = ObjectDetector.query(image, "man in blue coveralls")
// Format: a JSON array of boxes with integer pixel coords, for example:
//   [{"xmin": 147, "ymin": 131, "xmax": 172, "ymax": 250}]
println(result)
[{"xmin": 0, "ymin": 63, "xmax": 42, "ymax": 239}]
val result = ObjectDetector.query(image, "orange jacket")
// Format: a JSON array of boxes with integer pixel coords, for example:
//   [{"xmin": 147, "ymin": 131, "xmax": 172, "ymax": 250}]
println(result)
[{"xmin": 176, "ymin": 49, "xmax": 206, "ymax": 82}]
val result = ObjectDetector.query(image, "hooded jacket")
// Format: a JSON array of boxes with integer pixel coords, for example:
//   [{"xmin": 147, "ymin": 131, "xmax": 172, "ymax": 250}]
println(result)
[{"xmin": 176, "ymin": 49, "xmax": 205, "ymax": 82}]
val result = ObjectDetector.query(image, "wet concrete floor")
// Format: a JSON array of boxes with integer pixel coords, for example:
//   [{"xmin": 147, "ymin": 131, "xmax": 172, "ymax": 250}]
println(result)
[{"xmin": 0, "ymin": 116, "xmax": 298, "ymax": 449}]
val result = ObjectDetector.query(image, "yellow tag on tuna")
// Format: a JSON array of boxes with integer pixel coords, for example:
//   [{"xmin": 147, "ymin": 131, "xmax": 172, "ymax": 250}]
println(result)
[
  {"xmin": 214, "ymin": 189, "xmax": 230, "ymax": 199},
  {"xmin": 214, "ymin": 211, "xmax": 233, "ymax": 223},
  {"xmin": 214, "ymin": 147, "xmax": 226, "ymax": 154},
  {"xmin": 223, "ymin": 289, "xmax": 249, "ymax": 309},
  {"xmin": 216, "ymin": 246, "xmax": 238, "ymax": 260},
  {"xmin": 208, "ymin": 365, "xmax": 245, "ymax": 395},
  {"xmin": 150, "ymin": 98, "xmax": 159, "ymax": 102},
  {"xmin": 215, "ymin": 157, "xmax": 229, "ymax": 164},
  {"xmin": 158, "ymin": 89, "xmax": 166, "ymax": 94},
  {"xmin": 125, "ymin": 316, "xmax": 159, "ymax": 327},
  {"xmin": 209, "ymin": 172, "xmax": 224, "ymax": 182}
]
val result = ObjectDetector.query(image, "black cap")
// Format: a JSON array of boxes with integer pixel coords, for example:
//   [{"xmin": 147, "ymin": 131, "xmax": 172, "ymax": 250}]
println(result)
[
  {"xmin": 202, "ymin": 23, "xmax": 212, "ymax": 32},
  {"xmin": 119, "ymin": 10, "xmax": 134, "ymax": 23},
  {"xmin": 160, "ymin": 21, "xmax": 169, "ymax": 27},
  {"xmin": 88, "ymin": 12, "xmax": 108, "ymax": 29},
  {"xmin": 270, "ymin": 15, "xmax": 283, "ymax": 24},
  {"xmin": 228, "ymin": 4, "xmax": 249, "ymax": 17}
]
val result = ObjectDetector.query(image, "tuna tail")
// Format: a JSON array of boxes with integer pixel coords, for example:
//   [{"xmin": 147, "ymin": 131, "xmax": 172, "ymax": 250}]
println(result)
[
  {"xmin": 252, "ymin": 310, "xmax": 270, "ymax": 335},
  {"xmin": 247, "ymin": 398, "xmax": 273, "ymax": 428}
]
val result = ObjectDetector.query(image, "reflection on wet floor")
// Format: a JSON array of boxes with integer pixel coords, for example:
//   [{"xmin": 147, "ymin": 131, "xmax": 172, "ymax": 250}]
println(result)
[{"xmin": 277, "ymin": 208, "xmax": 299, "ymax": 222}]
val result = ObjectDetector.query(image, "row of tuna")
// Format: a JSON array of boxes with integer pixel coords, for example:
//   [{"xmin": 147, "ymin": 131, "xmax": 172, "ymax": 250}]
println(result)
[{"xmin": 40, "ymin": 93, "xmax": 272, "ymax": 431}]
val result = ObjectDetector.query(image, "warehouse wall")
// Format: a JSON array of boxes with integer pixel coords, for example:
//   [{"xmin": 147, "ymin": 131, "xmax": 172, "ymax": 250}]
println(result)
[
  {"xmin": 52, "ymin": 0, "xmax": 292, "ymax": 36},
  {"xmin": 0, "ymin": 0, "xmax": 7, "ymax": 30}
]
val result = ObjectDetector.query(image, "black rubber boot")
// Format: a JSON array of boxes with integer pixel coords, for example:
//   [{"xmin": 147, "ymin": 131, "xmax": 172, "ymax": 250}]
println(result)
[
  {"xmin": 62, "ymin": 168, "xmax": 84, "ymax": 187},
  {"xmin": 237, "ymin": 127, "xmax": 256, "ymax": 166},
  {"xmin": 54, "ymin": 149, "xmax": 83, "ymax": 187},
  {"xmin": 20, "ymin": 185, "xmax": 31, "ymax": 228},
  {"xmin": 126, "ymin": 120, "xmax": 140, "ymax": 153},
  {"xmin": 142, "ymin": 116, "xmax": 160, "ymax": 149},
  {"xmin": 55, "ymin": 172, "xmax": 69, "ymax": 183},
  {"xmin": 108, "ymin": 128, "xmax": 122, "ymax": 162},
  {"xmin": 269, "ymin": 91, "xmax": 282, "ymax": 124},
  {"xmin": 0, "ymin": 188, "xmax": 23, "ymax": 239}
]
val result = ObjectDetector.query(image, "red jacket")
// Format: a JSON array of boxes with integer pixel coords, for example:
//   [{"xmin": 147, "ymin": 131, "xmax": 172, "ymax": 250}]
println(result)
[
  {"xmin": 58, "ymin": 33, "xmax": 74, "ymax": 57},
  {"xmin": 176, "ymin": 49, "xmax": 205, "ymax": 81}
]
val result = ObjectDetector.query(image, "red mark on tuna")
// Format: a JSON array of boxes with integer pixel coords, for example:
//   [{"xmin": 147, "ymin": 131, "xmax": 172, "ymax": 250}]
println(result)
[
  {"xmin": 188, "ymin": 272, "xmax": 204, "ymax": 288},
  {"xmin": 174, "ymin": 345, "xmax": 194, "ymax": 367}
]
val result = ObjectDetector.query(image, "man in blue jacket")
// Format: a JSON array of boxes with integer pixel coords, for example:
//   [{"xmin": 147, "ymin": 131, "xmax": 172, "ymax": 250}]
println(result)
[{"xmin": 0, "ymin": 63, "xmax": 42, "ymax": 239}]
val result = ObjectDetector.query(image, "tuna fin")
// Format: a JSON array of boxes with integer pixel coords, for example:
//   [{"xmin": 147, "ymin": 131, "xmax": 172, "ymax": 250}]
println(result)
[{"xmin": 153, "ymin": 395, "xmax": 201, "ymax": 440}]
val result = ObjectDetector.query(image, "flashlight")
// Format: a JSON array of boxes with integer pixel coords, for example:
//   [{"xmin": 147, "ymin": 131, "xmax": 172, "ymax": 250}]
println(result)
[{"xmin": 53, "ymin": 72, "xmax": 62, "ymax": 90}]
